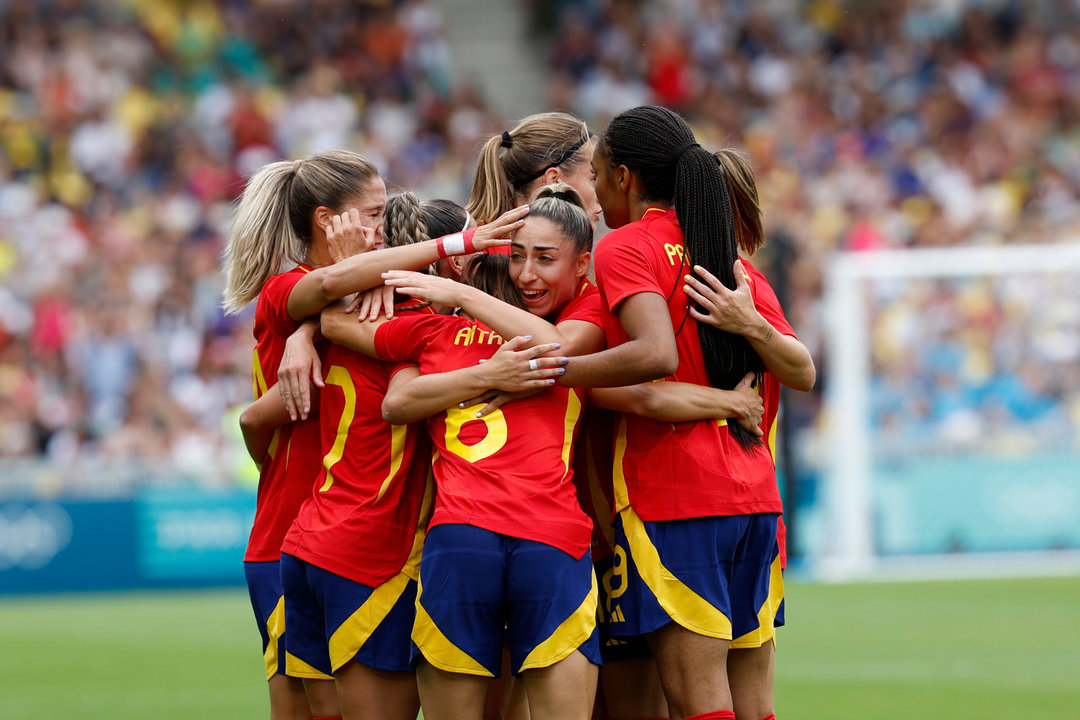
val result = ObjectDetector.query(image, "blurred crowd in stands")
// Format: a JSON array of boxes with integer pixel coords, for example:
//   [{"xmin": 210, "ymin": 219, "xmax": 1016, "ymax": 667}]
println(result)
[{"xmin": 2, "ymin": 0, "xmax": 1079, "ymax": 495}]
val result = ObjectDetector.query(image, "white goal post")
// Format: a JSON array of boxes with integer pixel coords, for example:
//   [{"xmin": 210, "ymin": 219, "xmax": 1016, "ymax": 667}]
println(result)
[{"xmin": 819, "ymin": 243, "xmax": 1080, "ymax": 581}]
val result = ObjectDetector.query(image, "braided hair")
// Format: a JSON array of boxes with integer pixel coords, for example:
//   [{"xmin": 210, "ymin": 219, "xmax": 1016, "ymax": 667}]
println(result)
[
  {"xmin": 600, "ymin": 106, "xmax": 763, "ymax": 448},
  {"xmin": 383, "ymin": 193, "xmax": 470, "ymax": 275}
]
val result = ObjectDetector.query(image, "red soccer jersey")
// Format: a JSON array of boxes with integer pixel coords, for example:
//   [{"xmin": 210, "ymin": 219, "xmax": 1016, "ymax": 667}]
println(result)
[
  {"xmin": 593, "ymin": 208, "xmax": 791, "ymax": 522},
  {"xmin": 281, "ymin": 331, "xmax": 432, "ymax": 587},
  {"xmin": 245, "ymin": 265, "xmax": 325, "ymax": 562},
  {"xmin": 563, "ymin": 279, "xmax": 617, "ymax": 561},
  {"xmin": 374, "ymin": 313, "xmax": 593, "ymax": 559}
]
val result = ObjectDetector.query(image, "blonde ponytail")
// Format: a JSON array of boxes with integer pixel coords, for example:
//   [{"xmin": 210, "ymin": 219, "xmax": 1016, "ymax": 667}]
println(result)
[
  {"xmin": 466, "ymin": 112, "xmax": 591, "ymax": 224},
  {"xmin": 466, "ymin": 134, "xmax": 517, "ymax": 226},
  {"xmin": 222, "ymin": 160, "xmax": 303, "ymax": 313},
  {"xmin": 222, "ymin": 149, "xmax": 379, "ymax": 313}
]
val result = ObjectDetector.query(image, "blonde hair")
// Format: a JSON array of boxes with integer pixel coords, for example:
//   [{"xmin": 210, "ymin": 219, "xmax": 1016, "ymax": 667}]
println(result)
[
  {"xmin": 466, "ymin": 112, "xmax": 591, "ymax": 224},
  {"xmin": 222, "ymin": 149, "xmax": 379, "ymax": 313},
  {"xmin": 714, "ymin": 148, "xmax": 764, "ymax": 255},
  {"xmin": 528, "ymin": 182, "xmax": 593, "ymax": 255}
]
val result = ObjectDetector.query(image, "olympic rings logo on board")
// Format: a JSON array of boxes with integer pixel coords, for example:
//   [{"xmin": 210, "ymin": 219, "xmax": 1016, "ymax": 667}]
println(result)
[{"xmin": 0, "ymin": 504, "xmax": 73, "ymax": 571}]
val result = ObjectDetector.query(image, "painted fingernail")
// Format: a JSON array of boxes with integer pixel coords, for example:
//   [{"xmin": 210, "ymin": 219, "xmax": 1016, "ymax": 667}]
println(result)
[
  {"xmin": 558, "ymin": 368, "xmax": 565, "ymax": 374},
  {"xmin": 555, "ymin": 343, "xmax": 561, "ymax": 349}
]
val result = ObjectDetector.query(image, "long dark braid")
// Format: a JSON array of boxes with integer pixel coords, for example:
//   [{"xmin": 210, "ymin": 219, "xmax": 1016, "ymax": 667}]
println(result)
[{"xmin": 601, "ymin": 106, "xmax": 763, "ymax": 449}]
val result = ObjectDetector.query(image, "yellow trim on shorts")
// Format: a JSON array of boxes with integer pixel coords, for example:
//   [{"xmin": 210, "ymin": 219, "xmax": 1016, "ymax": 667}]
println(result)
[
  {"xmin": 730, "ymin": 553, "xmax": 784, "ymax": 649},
  {"xmin": 285, "ymin": 651, "xmax": 334, "ymax": 680},
  {"xmin": 518, "ymin": 569, "xmax": 599, "ymax": 672},
  {"xmin": 328, "ymin": 571, "xmax": 412, "ymax": 672},
  {"xmin": 619, "ymin": 505, "xmax": 733, "ymax": 639},
  {"xmin": 263, "ymin": 595, "xmax": 286, "ymax": 680},
  {"xmin": 412, "ymin": 577, "xmax": 494, "ymax": 677},
  {"xmin": 326, "ymin": 472, "xmax": 433, "ymax": 671}
]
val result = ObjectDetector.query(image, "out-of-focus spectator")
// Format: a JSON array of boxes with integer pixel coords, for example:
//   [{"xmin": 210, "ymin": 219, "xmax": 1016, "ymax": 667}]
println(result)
[
  {"xmin": 535, "ymin": 0, "xmax": 1080, "ymax": 462},
  {"xmin": 0, "ymin": 0, "xmax": 503, "ymax": 492}
]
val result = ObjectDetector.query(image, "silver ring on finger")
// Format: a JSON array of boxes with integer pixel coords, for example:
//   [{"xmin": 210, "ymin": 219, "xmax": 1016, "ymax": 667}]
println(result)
[{"xmin": 528, "ymin": 359, "xmax": 540, "ymax": 371}]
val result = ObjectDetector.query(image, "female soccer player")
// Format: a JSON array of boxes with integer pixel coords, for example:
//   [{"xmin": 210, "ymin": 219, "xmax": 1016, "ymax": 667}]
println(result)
[
  {"xmin": 559, "ymin": 106, "xmax": 814, "ymax": 720},
  {"xmin": 223, "ymin": 148, "xmax": 384, "ymax": 720},
  {"xmin": 224, "ymin": 149, "xmax": 523, "ymax": 720}
]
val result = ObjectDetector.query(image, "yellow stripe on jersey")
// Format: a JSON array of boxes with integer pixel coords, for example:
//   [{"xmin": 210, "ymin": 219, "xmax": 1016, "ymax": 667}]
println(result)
[
  {"xmin": 518, "ymin": 569, "xmax": 598, "ymax": 672},
  {"xmin": 730, "ymin": 553, "xmax": 784, "ymax": 649},
  {"xmin": 285, "ymin": 651, "xmax": 334, "ymax": 680},
  {"xmin": 412, "ymin": 577, "xmax": 494, "ymax": 677},
  {"xmin": 252, "ymin": 347, "xmax": 269, "ymax": 398},
  {"xmin": 611, "ymin": 416, "xmax": 631, "ymax": 514},
  {"xmin": 262, "ymin": 595, "xmax": 286, "ymax": 680},
  {"xmin": 619, "ymin": 505, "xmax": 733, "ymax": 639},
  {"xmin": 328, "ymin": 571, "xmax": 412, "ymax": 672},
  {"xmin": 319, "ymin": 365, "xmax": 356, "ymax": 492},
  {"xmin": 374, "ymin": 424, "xmax": 408, "ymax": 502},
  {"xmin": 560, "ymin": 390, "xmax": 583, "ymax": 479},
  {"xmin": 767, "ymin": 407, "xmax": 778, "ymax": 463}
]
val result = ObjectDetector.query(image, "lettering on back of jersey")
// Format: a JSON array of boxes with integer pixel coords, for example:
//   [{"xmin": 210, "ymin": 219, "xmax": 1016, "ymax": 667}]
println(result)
[
  {"xmin": 664, "ymin": 242, "xmax": 687, "ymax": 266},
  {"xmin": 453, "ymin": 325, "xmax": 505, "ymax": 347}
]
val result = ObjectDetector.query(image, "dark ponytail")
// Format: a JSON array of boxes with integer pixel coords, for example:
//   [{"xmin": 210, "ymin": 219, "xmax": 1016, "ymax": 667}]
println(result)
[{"xmin": 600, "ymin": 106, "xmax": 763, "ymax": 449}]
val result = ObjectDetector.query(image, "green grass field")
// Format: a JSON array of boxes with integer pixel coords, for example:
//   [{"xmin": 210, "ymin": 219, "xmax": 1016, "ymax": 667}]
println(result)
[{"xmin": 1, "ymin": 576, "xmax": 1077, "ymax": 719}]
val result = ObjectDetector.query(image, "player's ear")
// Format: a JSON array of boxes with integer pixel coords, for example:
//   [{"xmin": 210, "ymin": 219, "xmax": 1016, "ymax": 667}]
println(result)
[
  {"xmin": 575, "ymin": 250, "xmax": 591, "ymax": 279},
  {"xmin": 314, "ymin": 205, "xmax": 334, "ymax": 232},
  {"xmin": 614, "ymin": 164, "xmax": 632, "ymax": 195}
]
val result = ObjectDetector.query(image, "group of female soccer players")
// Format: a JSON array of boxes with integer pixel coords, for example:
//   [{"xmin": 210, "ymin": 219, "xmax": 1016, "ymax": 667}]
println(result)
[{"xmin": 222, "ymin": 105, "xmax": 814, "ymax": 720}]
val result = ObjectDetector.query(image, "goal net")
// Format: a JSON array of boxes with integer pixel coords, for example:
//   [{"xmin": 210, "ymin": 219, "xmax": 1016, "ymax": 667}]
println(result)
[{"xmin": 816, "ymin": 243, "xmax": 1080, "ymax": 580}]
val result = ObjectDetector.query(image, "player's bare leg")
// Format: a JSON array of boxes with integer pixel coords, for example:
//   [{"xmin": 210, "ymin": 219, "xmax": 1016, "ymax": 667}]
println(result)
[
  {"xmin": 728, "ymin": 641, "xmax": 774, "ymax": 720},
  {"xmin": 417, "ymin": 661, "xmax": 490, "ymax": 720},
  {"xmin": 268, "ymin": 674, "xmax": 311, "ymax": 720},
  {"xmin": 484, "ymin": 646, "xmax": 519, "ymax": 720},
  {"xmin": 335, "ymin": 662, "xmax": 419, "ymax": 720},
  {"xmin": 504, "ymin": 673, "xmax": 531, "ymax": 720},
  {"xmin": 303, "ymin": 677, "xmax": 340, "ymax": 719},
  {"xmin": 600, "ymin": 657, "xmax": 669, "ymax": 720},
  {"xmin": 520, "ymin": 649, "xmax": 597, "ymax": 720},
  {"xmin": 648, "ymin": 622, "xmax": 731, "ymax": 720}
]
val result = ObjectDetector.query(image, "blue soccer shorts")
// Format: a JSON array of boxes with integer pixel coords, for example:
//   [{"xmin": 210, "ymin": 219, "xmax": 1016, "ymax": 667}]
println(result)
[
  {"xmin": 610, "ymin": 509, "xmax": 784, "ymax": 648},
  {"xmin": 245, "ymin": 560, "xmax": 287, "ymax": 680},
  {"xmin": 595, "ymin": 551, "xmax": 653, "ymax": 662},
  {"xmin": 412, "ymin": 523, "xmax": 602, "ymax": 677},
  {"xmin": 281, "ymin": 552, "xmax": 417, "ymax": 678}
]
